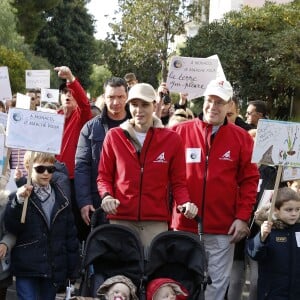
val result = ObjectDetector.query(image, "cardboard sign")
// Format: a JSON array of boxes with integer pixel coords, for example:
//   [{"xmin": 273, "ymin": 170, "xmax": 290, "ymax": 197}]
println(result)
[
  {"xmin": 0, "ymin": 67, "xmax": 12, "ymax": 102},
  {"xmin": 25, "ymin": 70, "xmax": 50, "ymax": 89},
  {"xmin": 252, "ymin": 119, "xmax": 300, "ymax": 167},
  {"xmin": 6, "ymin": 108, "xmax": 64, "ymax": 154},
  {"xmin": 41, "ymin": 88, "xmax": 60, "ymax": 103},
  {"xmin": 166, "ymin": 56, "xmax": 218, "ymax": 100}
]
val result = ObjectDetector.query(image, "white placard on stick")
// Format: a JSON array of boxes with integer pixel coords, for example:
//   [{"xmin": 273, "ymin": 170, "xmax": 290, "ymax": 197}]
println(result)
[
  {"xmin": 166, "ymin": 56, "xmax": 218, "ymax": 100},
  {"xmin": 252, "ymin": 119, "xmax": 300, "ymax": 167},
  {"xmin": 6, "ymin": 108, "xmax": 64, "ymax": 154},
  {"xmin": 25, "ymin": 70, "xmax": 50, "ymax": 89},
  {"xmin": 0, "ymin": 66, "xmax": 12, "ymax": 102}
]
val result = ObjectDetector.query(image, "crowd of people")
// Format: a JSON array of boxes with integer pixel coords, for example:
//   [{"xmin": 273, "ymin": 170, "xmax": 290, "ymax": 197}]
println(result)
[{"xmin": 0, "ymin": 68, "xmax": 299, "ymax": 300}]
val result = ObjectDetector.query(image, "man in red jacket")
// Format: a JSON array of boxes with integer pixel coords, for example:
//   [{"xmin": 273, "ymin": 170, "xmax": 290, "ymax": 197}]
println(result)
[
  {"xmin": 54, "ymin": 66, "xmax": 92, "ymax": 242},
  {"xmin": 97, "ymin": 83, "xmax": 198, "ymax": 247},
  {"xmin": 171, "ymin": 79, "xmax": 259, "ymax": 300}
]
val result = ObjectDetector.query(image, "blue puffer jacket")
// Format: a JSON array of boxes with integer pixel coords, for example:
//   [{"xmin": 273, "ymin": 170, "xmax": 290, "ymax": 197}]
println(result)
[
  {"xmin": 247, "ymin": 222, "xmax": 300, "ymax": 300},
  {"xmin": 4, "ymin": 183, "xmax": 80, "ymax": 287},
  {"xmin": 75, "ymin": 106, "xmax": 131, "ymax": 210}
]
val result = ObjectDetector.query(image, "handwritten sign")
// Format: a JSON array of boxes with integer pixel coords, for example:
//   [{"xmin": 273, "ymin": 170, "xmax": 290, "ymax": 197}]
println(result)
[
  {"xmin": 166, "ymin": 56, "xmax": 218, "ymax": 100},
  {"xmin": 252, "ymin": 119, "xmax": 300, "ymax": 167},
  {"xmin": 41, "ymin": 88, "xmax": 60, "ymax": 103},
  {"xmin": 25, "ymin": 70, "xmax": 50, "ymax": 89},
  {"xmin": 0, "ymin": 67, "xmax": 12, "ymax": 102},
  {"xmin": 207, "ymin": 54, "xmax": 226, "ymax": 80},
  {"xmin": 6, "ymin": 108, "xmax": 65, "ymax": 154}
]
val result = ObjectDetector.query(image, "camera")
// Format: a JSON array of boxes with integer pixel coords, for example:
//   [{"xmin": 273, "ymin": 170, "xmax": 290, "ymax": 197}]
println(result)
[{"xmin": 159, "ymin": 91, "xmax": 171, "ymax": 104}]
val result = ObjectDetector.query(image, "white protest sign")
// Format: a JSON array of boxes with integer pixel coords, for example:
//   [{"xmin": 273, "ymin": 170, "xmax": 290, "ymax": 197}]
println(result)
[
  {"xmin": 207, "ymin": 54, "xmax": 226, "ymax": 80},
  {"xmin": 25, "ymin": 70, "xmax": 50, "ymax": 89},
  {"xmin": 6, "ymin": 108, "xmax": 65, "ymax": 154},
  {"xmin": 252, "ymin": 119, "xmax": 300, "ymax": 167},
  {"xmin": 166, "ymin": 56, "xmax": 218, "ymax": 100},
  {"xmin": 282, "ymin": 166, "xmax": 300, "ymax": 181},
  {"xmin": 41, "ymin": 88, "xmax": 60, "ymax": 103},
  {"xmin": 0, "ymin": 112, "xmax": 7, "ymax": 129},
  {"xmin": 16, "ymin": 93, "xmax": 31, "ymax": 110},
  {"xmin": 0, "ymin": 67, "xmax": 12, "ymax": 102}
]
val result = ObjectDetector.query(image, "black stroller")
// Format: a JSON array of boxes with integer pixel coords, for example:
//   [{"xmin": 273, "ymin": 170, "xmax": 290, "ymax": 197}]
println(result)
[
  {"xmin": 146, "ymin": 228, "xmax": 210, "ymax": 300},
  {"xmin": 79, "ymin": 210, "xmax": 209, "ymax": 300},
  {"xmin": 79, "ymin": 222, "xmax": 146, "ymax": 298}
]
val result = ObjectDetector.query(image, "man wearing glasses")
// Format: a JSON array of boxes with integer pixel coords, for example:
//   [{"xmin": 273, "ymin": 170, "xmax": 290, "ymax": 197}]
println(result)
[
  {"xmin": 245, "ymin": 100, "xmax": 268, "ymax": 128},
  {"xmin": 171, "ymin": 79, "xmax": 259, "ymax": 300}
]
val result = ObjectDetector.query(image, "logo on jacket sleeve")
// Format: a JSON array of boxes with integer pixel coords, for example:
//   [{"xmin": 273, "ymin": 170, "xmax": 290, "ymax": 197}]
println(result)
[
  {"xmin": 219, "ymin": 150, "xmax": 232, "ymax": 161},
  {"xmin": 154, "ymin": 152, "xmax": 167, "ymax": 163}
]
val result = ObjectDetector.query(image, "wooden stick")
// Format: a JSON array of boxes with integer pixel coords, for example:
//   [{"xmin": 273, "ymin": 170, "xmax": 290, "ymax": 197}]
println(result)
[
  {"xmin": 21, "ymin": 151, "xmax": 35, "ymax": 223},
  {"xmin": 268, "ymin": 165, "xmax": 283, "ymax": 222},
  {"xmin": 2, "ymin": 148, "xmax": 12, "ymax": 176}
]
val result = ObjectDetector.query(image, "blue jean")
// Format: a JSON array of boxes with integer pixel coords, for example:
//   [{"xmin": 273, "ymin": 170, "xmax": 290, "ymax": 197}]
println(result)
[{"xmin": 16, "ymin": 277, "xmax": 57, "ymax": 300}]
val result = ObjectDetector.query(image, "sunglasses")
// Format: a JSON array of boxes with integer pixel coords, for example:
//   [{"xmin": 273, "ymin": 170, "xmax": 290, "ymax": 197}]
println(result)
[{"xmin": 33, "ymin": 165, "xmax": 56, "ymax": 174}]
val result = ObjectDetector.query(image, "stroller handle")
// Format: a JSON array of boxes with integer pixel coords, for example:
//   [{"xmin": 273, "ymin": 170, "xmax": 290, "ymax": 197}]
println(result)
[{"xmin": 180, "ymin": 207, "xmax": 203, "ymax": 237}]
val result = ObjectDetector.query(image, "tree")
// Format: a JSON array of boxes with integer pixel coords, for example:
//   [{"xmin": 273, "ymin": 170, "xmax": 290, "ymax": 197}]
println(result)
[
  {"xmin": 88, "ymin": 65, "xmax": 112, "ymax": 99},
  {"xmin": 0, "ymin": 46, "xmax": 31, "ymax": 94},
  {"xmin": 111, "ymin": 0, "xmax": 202, "ymax": 82},
  {"xmin": 11, "ymin": 0, "xmax": 61, "ymax": 44},
  {"xmin": 181, "ymin": 1, "xmax": 300, "ymax": 116},
  {"xmin": 34, "ymin": 0, "xmax": 96, "ymax": 89}
]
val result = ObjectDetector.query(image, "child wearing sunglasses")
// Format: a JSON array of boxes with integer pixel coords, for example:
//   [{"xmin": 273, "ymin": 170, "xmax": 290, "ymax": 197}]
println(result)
[{"xmin": 4, "ymin": 151, "xmax": 80, "ymax": 300}]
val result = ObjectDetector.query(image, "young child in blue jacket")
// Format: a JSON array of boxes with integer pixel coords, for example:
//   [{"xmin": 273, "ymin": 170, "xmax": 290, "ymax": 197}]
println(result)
[
  {"xmin": 4, "ymin": 151, "xmax": 79, "ymax": 300},
  {"xmin": 247, "ymin": 187, "xmax": 300, "ymax": 300}
]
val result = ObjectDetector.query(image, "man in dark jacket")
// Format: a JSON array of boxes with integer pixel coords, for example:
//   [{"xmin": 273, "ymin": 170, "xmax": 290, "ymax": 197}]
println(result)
[{"xmin": 75, "ymin": 77, "xmax": 131, "ymax": 239}]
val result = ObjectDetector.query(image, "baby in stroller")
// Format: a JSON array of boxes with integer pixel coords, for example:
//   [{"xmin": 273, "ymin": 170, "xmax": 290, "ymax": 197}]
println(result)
[
  {"xmin": 72, "ymin": 275, "xmax": 138, "ymax": 300},
  {"xmin": 73, "ymin": 275, "xmax": 188, "ymax": 300},
  {"xmin": 147, "ymin": 278, "xmax": 188, "ymax": 300}
]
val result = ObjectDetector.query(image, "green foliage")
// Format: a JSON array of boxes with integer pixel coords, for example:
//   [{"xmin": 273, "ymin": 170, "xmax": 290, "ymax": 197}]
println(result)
[
  {"xmin": 0, "ymin": 46, "xmax": 31, "ymax": 94},
  {"xmin": 111, "ymin": 0, "xmax": 199, "ymax": 81},
  {"xmin": 33, "ymin": 0, "xmax": 96, "ymax": 89},
  {"xmin": 88, "ymin": 65, "xmax": 112, "ymax": 99},
  {"xmin": 0, "ymin": 0, "xmax": 25, "ymax": 49},
  {"xmin": 11, "ymin": 0, "xmax": 61, "ymax": 44},
  {"xmin": 181, "ymin": 1, "xmax": 300, "ymax": 117},
  {"xmin": 95, "ymin": 38, "xmax": 160, "ymax": 88}
]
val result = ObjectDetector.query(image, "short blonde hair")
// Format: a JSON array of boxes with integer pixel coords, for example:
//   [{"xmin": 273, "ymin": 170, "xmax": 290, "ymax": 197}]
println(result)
[{"xmin": 23, "ymin": 151, "xmax": 55, "ymax": 170}]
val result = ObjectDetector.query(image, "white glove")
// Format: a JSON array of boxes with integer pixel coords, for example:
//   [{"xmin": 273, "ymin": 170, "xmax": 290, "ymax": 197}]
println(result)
[
  {"xmin": 101, "ymin": 195, "xmax": 120, "ymax": 215},
  {"xmin": 177, "ymin": 201, "xmax": 198, "ymax": 219}
]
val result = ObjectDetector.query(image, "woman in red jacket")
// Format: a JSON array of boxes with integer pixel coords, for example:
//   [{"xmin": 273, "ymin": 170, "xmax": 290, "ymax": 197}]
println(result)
[{"xmin": 97, "ymin": 83, "xmax": 197, "ymax": 247}]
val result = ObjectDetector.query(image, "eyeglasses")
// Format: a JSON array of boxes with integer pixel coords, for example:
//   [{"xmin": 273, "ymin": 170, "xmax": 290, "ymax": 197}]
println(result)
[
  {"xmin": 34, "ymin": 165, "xmax": 56, "ymax": 174},
  {"xmin": 205, "ymin": 99, "xmax": 227, "ymax": 107},
  {"xmin": 246, "ymin": 111, "xmax": 256, "ymax": 116}
]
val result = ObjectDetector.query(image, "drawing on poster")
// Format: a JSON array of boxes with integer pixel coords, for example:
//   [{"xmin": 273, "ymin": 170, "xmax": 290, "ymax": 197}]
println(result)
[{"xmin": 252, "ymin": 119, "xmax": 300, "ymax": 167}]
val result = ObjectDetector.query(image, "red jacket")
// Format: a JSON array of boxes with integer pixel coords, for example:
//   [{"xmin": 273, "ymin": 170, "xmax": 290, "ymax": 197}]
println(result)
[
  {"xmin": 56, "ymin": 79, "xmax": 92, "ymax": 178},
  {"xmin": 171, "ymin": 118, "xmax": 259, "ymax": 234},
  {"xmin": 97, "ymin": 119, "xmax": 191, "ymax": 222}
]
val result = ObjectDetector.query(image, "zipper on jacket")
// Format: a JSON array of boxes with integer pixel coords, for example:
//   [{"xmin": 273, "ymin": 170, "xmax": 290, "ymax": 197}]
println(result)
[
  {"xmin": 137, "ymin": 129, "xmax": 154, "ymax": 220},
  {"xmin": 201, "ymin": 125, "xmax": 211, "ymax": 232}
]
